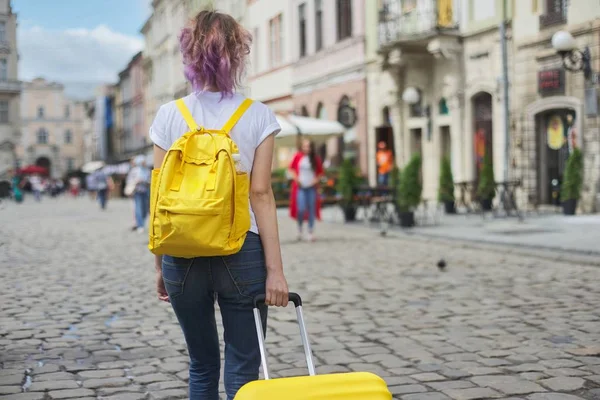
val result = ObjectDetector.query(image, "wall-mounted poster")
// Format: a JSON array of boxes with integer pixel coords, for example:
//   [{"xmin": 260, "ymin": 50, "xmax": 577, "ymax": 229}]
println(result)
[{"xmin": 547, "ymin": 114, "xmax": 565, "ymax": 150}]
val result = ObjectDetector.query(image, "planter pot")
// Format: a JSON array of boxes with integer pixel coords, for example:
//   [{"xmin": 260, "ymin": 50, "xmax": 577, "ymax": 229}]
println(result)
[
  {"xmin": 399, "ymin": 211, "xmax": 415, "ymax": 228},
  {"xmin": 562, "ymin": 199, "xmax": 577, "ymax": 215},
  {"xmin": 480, "ymin": 198, "xmax": 493, "ymax": 211},
  {"xmin": 443, "ymin": 201, "xmax": 456, "ymax": 214},
  {"xmin": 342, "ymin": 206, "xmax": 357, "ymax": 222}
]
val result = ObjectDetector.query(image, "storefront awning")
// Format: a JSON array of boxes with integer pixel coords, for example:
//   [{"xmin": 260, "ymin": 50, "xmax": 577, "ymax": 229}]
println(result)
[{"xmin": 275, "ymin": 114, "xmax": 346, "ymax": 147}]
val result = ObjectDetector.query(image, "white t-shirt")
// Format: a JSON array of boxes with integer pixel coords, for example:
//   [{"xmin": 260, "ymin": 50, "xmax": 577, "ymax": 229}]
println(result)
[
  {"xmin": 149, "ymin": 91, "xmax": 281, "ymax": 235},
  {"xmin": 298, "ymin": 155, "xmax": 316, "ymax": 188}
]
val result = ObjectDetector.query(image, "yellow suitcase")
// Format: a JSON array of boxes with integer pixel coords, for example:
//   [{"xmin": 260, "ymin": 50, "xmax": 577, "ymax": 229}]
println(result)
[{"xmin": 235, "ymin": 293, "xmax": 392, "ymax": 400}]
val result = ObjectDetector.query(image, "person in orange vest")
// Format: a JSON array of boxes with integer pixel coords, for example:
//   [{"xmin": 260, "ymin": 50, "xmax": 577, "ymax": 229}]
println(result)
[{"xmin": 376, "ymin": 141, "xmax": 393, "ymax": 186}]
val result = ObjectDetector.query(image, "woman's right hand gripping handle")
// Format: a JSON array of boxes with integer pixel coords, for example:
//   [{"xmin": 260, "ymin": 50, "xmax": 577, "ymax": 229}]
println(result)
[{"xmin": 250, "ymin": 134, "xmax": 289, "ymax": 307}]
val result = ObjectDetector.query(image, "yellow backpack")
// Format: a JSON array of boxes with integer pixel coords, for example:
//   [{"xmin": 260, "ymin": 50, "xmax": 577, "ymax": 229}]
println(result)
[{"xmin": 148, "ymin": 98, "xmax": 253, "ymax": 258}]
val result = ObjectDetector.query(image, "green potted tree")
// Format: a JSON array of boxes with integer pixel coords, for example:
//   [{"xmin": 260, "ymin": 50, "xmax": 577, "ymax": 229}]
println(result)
[
  {"xmin": 438, "ymin": 156, "xmax": 456, "ymax": 214},
  {"xmin": 477, "ymin": 153, "xmax": 495, "ymax": 211},
  {"xmin": 560, "ymin": 147, "xmax": 583, "ymax": 215},
  {"xmin": 390, "ymin": 165, "xmax": 401, "ymax": 190},
  {"xmin": 337, "ymin": 158, "xmax": 361, "ymax": 222},
  {"xmin": 396, "ymin": 153, "xmax": 422, "ymax": 227}
]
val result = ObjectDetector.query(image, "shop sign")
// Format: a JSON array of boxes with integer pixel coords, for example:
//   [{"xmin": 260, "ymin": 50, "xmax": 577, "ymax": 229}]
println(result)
[{"xmin": 538, "ymin": 69, "xmax": 565, "ymax": 96}]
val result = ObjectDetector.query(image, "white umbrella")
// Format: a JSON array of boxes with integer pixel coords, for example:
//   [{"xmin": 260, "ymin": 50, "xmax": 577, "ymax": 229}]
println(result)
[
  {"xmin": 81, "ymin": 161, "xmax": 105, "ymax": 173},
  {"xmin": 274, "ymin": 114, "xmax": 346, "ymax": 147}
]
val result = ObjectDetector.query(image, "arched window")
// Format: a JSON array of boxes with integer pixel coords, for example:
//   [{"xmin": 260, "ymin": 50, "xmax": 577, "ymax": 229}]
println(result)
[
  {"xmin": 337, "ymin": 95, "xmax": 356, "ymax": 128},
  {"xmin": 37, "ymin": 128, "xmax": 48, "ymax": 144},
  {"xmin": 439, "ymin": 98, "xmax": 449, "ymax": 115},
  {"xmin": 300, "ymin": 106, "xmax": 309, "ymax": 117},
  {"xmin": 316, "ymin": 102, "xmax": 327, "ymax": 119}
]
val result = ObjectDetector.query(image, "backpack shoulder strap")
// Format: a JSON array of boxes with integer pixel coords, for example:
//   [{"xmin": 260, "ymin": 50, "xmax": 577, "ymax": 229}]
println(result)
[
  {"xmin": 221, "ymin": 98, "xmax": 254, "ymax": 133},
  {"xmin": 175, "ymin": 98, "xmax": 199, "ymax": 131}
]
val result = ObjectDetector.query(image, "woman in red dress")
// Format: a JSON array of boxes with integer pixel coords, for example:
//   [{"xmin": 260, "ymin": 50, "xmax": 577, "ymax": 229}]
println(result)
[{"xmin": 288, "ymin": 139, "xmax": 324, "ymax": 241}]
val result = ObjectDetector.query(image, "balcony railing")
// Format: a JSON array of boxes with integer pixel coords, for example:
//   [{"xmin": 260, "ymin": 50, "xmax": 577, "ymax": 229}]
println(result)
[
  {"xmin": 0, "ymin": 80, "xmax": 21, "ymax": 93},
  {"xmin": 539, "ymin": 10, "xmax": 567, "ymax": 28},
  {"xmin": 378, "ymin": 0, "xmax": 458, "ymax": 47}
]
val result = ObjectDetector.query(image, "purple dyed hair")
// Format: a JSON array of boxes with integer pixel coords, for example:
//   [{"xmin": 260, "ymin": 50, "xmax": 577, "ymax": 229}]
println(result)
[{"xmin": 179, "ymin": 10, "xmax": 251, "ymax": 98}]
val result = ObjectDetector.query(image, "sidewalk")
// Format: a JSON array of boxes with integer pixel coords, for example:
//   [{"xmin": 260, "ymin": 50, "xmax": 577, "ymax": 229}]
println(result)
[
  {"xmin": 319, "ymin": 206, "xmax": 600, "ymax": 256},
  {"xmin": 411, "ymin": 213, "xmax": 600, "ymax": 255}
]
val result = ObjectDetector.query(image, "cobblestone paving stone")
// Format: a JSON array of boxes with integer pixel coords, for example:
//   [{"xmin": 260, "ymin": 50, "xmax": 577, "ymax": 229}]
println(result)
[{"xmin": 1, "ymin": 198, "xmax": 600, "ymax": 399}]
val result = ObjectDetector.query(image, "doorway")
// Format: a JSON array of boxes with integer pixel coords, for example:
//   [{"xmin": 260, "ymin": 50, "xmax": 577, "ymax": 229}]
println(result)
[
  {"xmin": 472, "ymin": 92, "xmax": 493, "ymax": 183},
  {"xmin": 410, "ymin": 128, "xmax": 422, "ymax": 156},
  {"xmin": 440, "ymin": 125, "xmax": 451, "ymax": 161},
  {"xmin": 409, "ymin": 128, "xmax": 423, "ymax": 183},
  {"xmin": 36, "ymin": 156, "xmax": 51, "ymax": 176},
  {"xmin": 535, "ymin": 109, "xmax": 575, "ymax": 204},
  {"xmin": 376, "ymin": 127, "xmax": 394, "ymax": 156}
]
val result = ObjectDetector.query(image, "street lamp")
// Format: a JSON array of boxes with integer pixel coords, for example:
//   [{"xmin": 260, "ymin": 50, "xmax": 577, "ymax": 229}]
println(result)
[
  {"xmin": 402, "ymin": 87, "xmax": 420, "ymax": 105},
  {"xmin": 551, "ymin": 30, "xmax": 593, "ymax": 80}
]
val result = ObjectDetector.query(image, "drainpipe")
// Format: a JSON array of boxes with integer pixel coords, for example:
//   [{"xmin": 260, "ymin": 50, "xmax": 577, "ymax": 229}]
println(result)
[{"xmin": 500, "ymin": 0, "xmax": 510, "ymax": 182}]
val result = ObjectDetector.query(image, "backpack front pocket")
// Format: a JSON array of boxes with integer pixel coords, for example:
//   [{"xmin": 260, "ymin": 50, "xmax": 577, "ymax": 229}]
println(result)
[{"xmin": 157, "ymin": 197, "xmax": 228, "ymax": 257}]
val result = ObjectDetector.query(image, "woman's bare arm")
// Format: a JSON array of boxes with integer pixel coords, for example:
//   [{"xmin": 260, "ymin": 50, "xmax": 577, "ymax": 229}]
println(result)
[{"xmin": 251, "ymin": 135, "xmax": 289, "ymax": 307}]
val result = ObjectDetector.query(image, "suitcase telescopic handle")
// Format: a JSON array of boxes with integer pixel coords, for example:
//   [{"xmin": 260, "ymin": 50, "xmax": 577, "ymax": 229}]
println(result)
[
  {"xmin": 253, "ymin": 292, "xmax": 302, "ymax": 308},
  {"xmin": 252, "ymin": 292, "xmax": 316, "ymax": 380}
]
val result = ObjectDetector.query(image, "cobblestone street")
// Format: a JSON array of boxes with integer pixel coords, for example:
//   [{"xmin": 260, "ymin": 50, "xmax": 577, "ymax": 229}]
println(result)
[{"xmin": 1, "ymin": 197, "xmax": 600, "ymax": 400}]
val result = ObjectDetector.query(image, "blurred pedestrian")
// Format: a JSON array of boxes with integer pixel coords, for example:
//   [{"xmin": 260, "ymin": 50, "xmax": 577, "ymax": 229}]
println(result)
[
  {"xmin": 125, "ymin": 155, "xmax": 151, "ymax": 233},
  {"xmin": 149, "ymin": 10, "xmax": 288, "ymax": 400},
  {"xmin": 86, "ymin": 173, "xmax": 97, "ymax": 200},
  {"xmin": 55, "ymin": 179, "xmax": 64, "ymax": 196},
  {"xmin": 92, "ymin": 168, "xmax": 113, "ymax": 210},
  {"xmin": 289, "ymin": 138, "xmax": 323, "ymax": 241},
  {"xmin": 30, "ymin": 174, "xmax": 43, "ymax": 202},
  {"xmin": 376, "ymin": 140, "xmax": 393, "ymax": 186},
  {"xmin": 69, "ymin": 176, "xmax": 81, "ymax": 197},
  {"xmin": 11, "ymin": 174, "xmax": 23, "ymax": 203}
]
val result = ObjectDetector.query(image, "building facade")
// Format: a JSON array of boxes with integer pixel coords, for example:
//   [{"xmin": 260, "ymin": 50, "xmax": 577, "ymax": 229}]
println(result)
[
  {"xmin": 81, "ymin": 100, "xmax": 96, "ymax": 165},
  {"xmin": 246, "ymin": 0, "xmax": 294, "ymax": 113},
  {"xmin": 246, "ymin": 0, "xmax": 295, "ymax": 167},
  {"xmin": 19, "ymin": 78, "xmax": 85, "ymax": 178},
  {"xmin": 0, "ymin": 0, "xmax": 20, "ymax": 179},
  {"xmin": 290, "ymin": 0, "xmax": 367, "ymax": 171},
  {"xmin": 200, "ymin": 0, "xmax": 246, "ymax": 21},
  {"xmin": 512, "ymin": 0, "xmax": 600, "ymax": 212},
  {"xmin": 375, "ymin": 0, "xmax": 465, "ymax": 199},
  {"xmin": 92, "ymin": 84, "xmax": 118, "ymax": 163},
  {"xmin": 141, "ymin": 0, "xmax": 188, "ymax": 137},
  {"xmin": 116, "ymin": 52, "xmax": 148, "ymax": 161}
]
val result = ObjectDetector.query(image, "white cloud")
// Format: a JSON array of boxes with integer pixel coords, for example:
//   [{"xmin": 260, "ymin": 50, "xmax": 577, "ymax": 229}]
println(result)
[{"xmin": 18, "ymin": 24, "xmax": 143, "ymax": 98}]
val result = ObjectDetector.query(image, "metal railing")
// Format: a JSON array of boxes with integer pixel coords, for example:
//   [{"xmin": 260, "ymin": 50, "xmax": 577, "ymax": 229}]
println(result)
[{"xmin": 378, "ymin": 0, "xmax": 458, "ymax": 47}]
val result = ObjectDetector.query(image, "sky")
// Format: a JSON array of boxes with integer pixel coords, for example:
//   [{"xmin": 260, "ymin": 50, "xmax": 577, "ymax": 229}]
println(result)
[{"xmin": 13, "ymin": 0, "xmax": 151, "ymax": 99}]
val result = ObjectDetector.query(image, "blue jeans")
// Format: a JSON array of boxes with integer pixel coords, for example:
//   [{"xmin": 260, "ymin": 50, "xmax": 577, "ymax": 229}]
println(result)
[
  {"xmin": 97, "ymin": 188, "xmax": 108, "ymax": 209},
  {"xmin": 134, "ymin": 190, "xmax": 149, "ymax": 229},
  {"xmin": 297, "ymin": 187, "xmax": 316, "ymax": 231},
  {"xmin": 378, "ymin": 173, "xmax": 389, "ymax": 186},
  {"xmin": 162, "ymin": 233, "xmax": 268, "ymax": 400}
]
